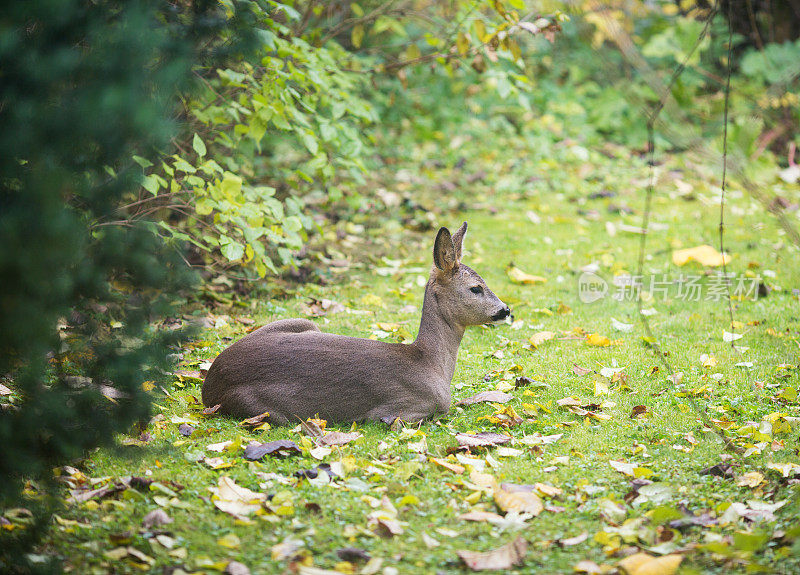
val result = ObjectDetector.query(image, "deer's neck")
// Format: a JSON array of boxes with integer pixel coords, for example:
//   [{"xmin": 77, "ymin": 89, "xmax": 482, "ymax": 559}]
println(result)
[{"xmin": 414, "ymin": 283, "xmax": 464, "ymax": 383}]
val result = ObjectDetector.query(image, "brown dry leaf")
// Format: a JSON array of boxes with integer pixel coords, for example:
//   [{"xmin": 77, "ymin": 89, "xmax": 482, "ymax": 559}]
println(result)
[
  {"xmin": 141, "ymin": 509, "xmax": 172, "ymax": 529},
  {"xmin": 534, "ymin": 483, "xmax": 562, "ymax": 498},
  {"xmin": 672, "ymin": 245, "xmax": 730, "ymax": 267},
  {"xmin": 618, "ymin": 553, "xmax": 682, "ymax": 575},
  {"xmin": 457, "ymin": 390, "xmax": 514, "ymax": 406},
  {"xmin": 494, "ymin": 485, "xmax": 543, "ymax": 516},
  {"xmin": 319, "ymin": 431, "xmax": 362, "ymax": 447},
  {"xmin": 455, "ymin": 432, "xmax": 512, "ymax": 449},
  {"xmin": 202, "ymin": 404, "xmax": 222, "ymax": 416},
  {"xmin": 470, "ymin": 470, "xmax": 499, "ymax": 491},
  {"xmin": 506, "ymin": 265, "xmax": 547, "ymax": 285},
  {"xmin": 430, "ymin": 457, "xmax": 465, "ymax": 474},
  {"xmin": 559, "ymin": 532, "xmax": 588, "ymax": 547},
  {"xmin": 457, "ymin": 536, "xmax": 528, "ymax": 571},
  {"xmin": 459, "ymin": 510, "xmax": 506, "ymax": 524},
  {"xmin": 629, "ymin": 405, "xmax": 648, "ymax": 419},
  {"xmin": 529, "ymin": 331, "xmax": 556, "ymax": 348},
  {"xmin": 240, "ymin": 411, "xmax": 271, "ymax": 426}
]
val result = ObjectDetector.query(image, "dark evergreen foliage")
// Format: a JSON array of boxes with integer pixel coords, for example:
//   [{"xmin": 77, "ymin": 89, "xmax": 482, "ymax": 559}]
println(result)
[{"xmin": 0, "ymin": 1, "xmax": 253, "ymax": 570}]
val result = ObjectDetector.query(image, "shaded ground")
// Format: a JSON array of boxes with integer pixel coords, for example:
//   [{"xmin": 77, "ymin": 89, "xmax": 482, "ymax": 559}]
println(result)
[{"xmin": 33, "ymin": 119, "xmax": 800, "ymax": 573}]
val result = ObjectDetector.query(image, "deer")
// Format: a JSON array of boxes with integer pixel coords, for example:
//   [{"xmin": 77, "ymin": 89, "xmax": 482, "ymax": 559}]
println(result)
[{"xmin": 201, "ymin": 222, "xmax": 511, "ymax": 424}]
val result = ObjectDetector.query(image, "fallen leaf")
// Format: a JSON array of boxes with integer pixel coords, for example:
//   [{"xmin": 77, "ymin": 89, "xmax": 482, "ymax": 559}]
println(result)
[
  {"xmin": 586, "ymin": 333, "xmax": 621, "ymax": 347},
  {"xmin": 455, "ymin": 432, "xmax": 512, "ymax": 448},
  {"xmin": 211, "ymin": 476, "xmax": 266, "ymax": 518},
  {"xmin": 457, "ymin": 536, "xmax": 528, "ymax": 571},
  {"xmin": 529, "ymin": 331, "xmax": 555, "ymax": 348},
  {"xmin": 506, "ymin": 265, "xmax": 547, "ymax": 285},
  {"xmin": 573, "ymin": 365, "xmax": 593, "ymax": 376},
  {"xmin": 240, "ymin": 411, "xmax": 271, "ymax": 426},
  {"xmin": 218, "ymin": 533, "xmax": 241, "ymax": 549},
  {"xmin": 225, "ymin": 561, "xmax": 251, "ymax": 575},
  {"xmin": 204, "ymin": 457, "xmax": 234, "ymax": 470},
  {"xmin": 178, "ymin": 423, "xmax": 195, "ymax": 436},
  {"xmin": 336, "ymin": 547, "xmax": 370, "ymax": 562},
  {"xmin": 618, "ymin": 553, "xmax": 682, "ymax": 575},
  {"xmin": 610, "ymin": 318, "xmax": 633, "ymax": 332},
  {"xmin": 457, "ymin": 390, "xmax": 514, "ymax": 406},
  {"xmin": 559, "ymin": 532, "xmax": 588, "ymax": 546},
  {"xmin": 459, "ymin": 510, "xmax": 506, "ymax": 524},
  {"xmin": 430, "ymin": 457, "xmax": 465, "ymax": 474},
  {"xmin": 629, "ymin": 405, "xmax": 648, "ymax": 419},
  {"xmin": 494, "ymin": 485, "xmax": 543, "ymax": 516},
  {"xmin": 723, "ymin": 330, "xmax": 743, "ymax": 342},
  {"xmin": 141, "ymin": 509, "xmax": 172, "ymax": 529},
  {"xmin": 672, "ymin": 245, "xmax": 730, "ymax": 267},
  {"xmin": 271, "ymin": 538, "xmax": 302, "ymax": 560},
  {"xmin": 202, "ymin": 404, "xmax": 222, "ymax": 415},
  {"xmin": 320, "ymin": 431, "xmax": 362, "ymax": 447},
  {"xmin": 243, "ymin": 440, "xmax": 301, "ymax": 460},
  {"xmin": 737, "ymin": 471, "xmax": 764, "ymax": 488}
]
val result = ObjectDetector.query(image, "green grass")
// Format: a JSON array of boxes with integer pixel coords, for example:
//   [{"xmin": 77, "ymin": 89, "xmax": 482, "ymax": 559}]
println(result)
[{"xmin": 35, "ymin": 125, "xmax": 800, "ymax": 574}]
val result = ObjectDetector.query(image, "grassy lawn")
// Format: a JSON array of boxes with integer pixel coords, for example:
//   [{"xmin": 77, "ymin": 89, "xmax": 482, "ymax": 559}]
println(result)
[{"xmin": 38, "ymin": 122, "xmax": 800, "ymax": 574}]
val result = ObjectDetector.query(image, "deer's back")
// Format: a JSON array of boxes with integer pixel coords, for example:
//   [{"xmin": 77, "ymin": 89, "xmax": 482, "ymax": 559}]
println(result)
[{"xmin": 201, "ymin": 328, "xmax": 438, "ymax": 422}]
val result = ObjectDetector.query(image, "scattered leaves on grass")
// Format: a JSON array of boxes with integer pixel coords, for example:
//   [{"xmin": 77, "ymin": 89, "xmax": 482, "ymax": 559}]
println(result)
[
  {"xmin": 457, "ymin": 390, "xmax": 513, "ymax": 406},
  {"xmin": 457, "ymin": 536, "xmax": 528, "ymax": 571}
]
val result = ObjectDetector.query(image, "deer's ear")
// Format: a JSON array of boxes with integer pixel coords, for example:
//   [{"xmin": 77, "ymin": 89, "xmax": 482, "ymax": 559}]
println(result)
[
  {"xmin": 433, "ymin": 227, "xmax": 457, "ymax": 273},
  {"xmin": 451, "ymin": 221, "xmax": 467, "ymax": 262}
]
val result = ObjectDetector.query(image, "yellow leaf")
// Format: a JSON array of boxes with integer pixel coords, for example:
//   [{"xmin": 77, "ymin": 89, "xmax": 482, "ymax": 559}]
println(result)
[
  {"xmin": 217, "ymin": 533, "xmax": 241, "ymax": 549},
  {"xmin": 351, "ymin": 24, "xmax": 365, "ymax": 48},
  {"xmin": 529, "ymin": 331, "xmax": 555, "ymax": 348},
  {"xmin": 506, "ymin": 265, "xmax": 547, "ymax": 285},
  {"xmin": 494, "ymin": 487, "xmax": 543, "ymax": 516},
  {"xmin": 618, "ymin": 553, "xmax": 682, "ymax": 575},
  {"xmin": 430, "ymin": 457, "xmax": 465, "ymax": 474},
  {"xmin": 586, "ymin": 333, "xmax": 622, "ymax": 347},
  {"xmin": 672, "ymin": 245, "xmax": 731, "ymax": 267},
  {"xmin": 737, "ymin": 471, "xmax": 764, "ymax": 488}
]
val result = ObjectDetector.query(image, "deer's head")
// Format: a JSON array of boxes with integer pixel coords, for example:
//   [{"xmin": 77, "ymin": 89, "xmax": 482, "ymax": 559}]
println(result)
[{"xmin": 430, "ymin": 222, "xmax": 510, "ymax": 327}]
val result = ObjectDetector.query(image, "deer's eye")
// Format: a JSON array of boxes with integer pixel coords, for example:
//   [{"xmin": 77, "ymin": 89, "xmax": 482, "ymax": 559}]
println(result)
[{"xmin": 470, "ymin": 286, "xmax": 484, "ymax": 294}]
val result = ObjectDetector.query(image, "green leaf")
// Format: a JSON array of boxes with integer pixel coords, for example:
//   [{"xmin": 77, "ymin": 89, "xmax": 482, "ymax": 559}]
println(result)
[
  {"xmin": 141, "ymin": 174, "xmax": 160, "ymax": 195},
  {"xmin": 220, "ymin": 173, "xmax": 243, "ymax": 199},
  {"xmin": 192, "ymin": 133, "xmax": 207, "ymax": 158},
  {"xmin": 133, "ymin": 155, "xmax": 153, "ymax": 169},
  {"xmin": 300, "ymin": 133, "xmax": 319, "ymax": 155},
  {"xmin": 351, "ymin": 24, "xmax": 365, "ymax": 49},
  {"xmin": 220, "ymin": 237, "xmax": 245, "ymax": 261}
]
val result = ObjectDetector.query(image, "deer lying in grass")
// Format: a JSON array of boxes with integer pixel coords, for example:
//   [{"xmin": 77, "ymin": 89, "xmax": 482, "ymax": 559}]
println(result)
[{"xmin": 202, "ymin": 222, "xmax": 510, "ymax": 424}]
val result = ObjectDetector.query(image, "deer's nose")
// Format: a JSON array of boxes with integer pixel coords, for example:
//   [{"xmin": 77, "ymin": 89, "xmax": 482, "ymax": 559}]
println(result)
[{"xmin": 492, "ymin": 306, "xmax": 511, "ymax": 321}]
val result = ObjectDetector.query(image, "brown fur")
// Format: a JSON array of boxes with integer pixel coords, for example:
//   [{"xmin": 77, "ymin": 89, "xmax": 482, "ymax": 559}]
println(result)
[{"xmin": 201, "ymin": 223, "xmax": 509, "ymax": 424}]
